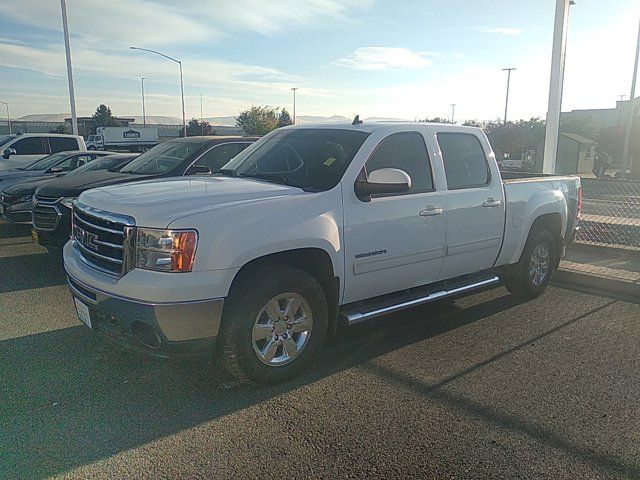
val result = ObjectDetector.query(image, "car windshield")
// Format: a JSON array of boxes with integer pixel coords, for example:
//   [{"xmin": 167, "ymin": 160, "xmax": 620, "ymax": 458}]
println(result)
[
  {"xmin": 119, "ymin": 141, "xmax": 207, "ymax": 175},
  {"xmin": 66, "ymin": 155, "xmax": 133, "ymax": 176},
  {"xmin": 22, "ymin": 152, "xmax": 69, "ymax": 171},
  {"xmin": 221, "ymin": 128, "xmax": 370, "ymax": 191},
  {"xmin": 0, "ymin": 135, "xmax": 15, "ymax": 148}
]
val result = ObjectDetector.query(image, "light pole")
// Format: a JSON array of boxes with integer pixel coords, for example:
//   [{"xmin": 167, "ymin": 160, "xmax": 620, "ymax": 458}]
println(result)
[
  {"xmin": 450, "ymin": 103, "xmax": 456, "ymax": 124},
  {"xmin": 291, "ymin": 87, "xmax": 298, "ymax": 124},
  {"xmin": 543, "ymin": 0, "xmax": 573, "ymax": 174},
  {"xmin": 60, "ymin": 0, "xmax": 78, "ymax": 135},
  {"xmin": 502, "ymin": 67, "xmax": 516, "ymax": 125},
  {"xmin": 622, "ymin": 17, "xmax": 640, "ymax": 175},
  {"xmin": 0, "ymin": 101, "xmax": 11, "ymax": 134},
  {"xmin": 130, "ymin": 46, "xmax": 186, "ymax": 137},
  {"xmin": 141, "ymin": 77, "xmax": 146, "ymax": 127}
]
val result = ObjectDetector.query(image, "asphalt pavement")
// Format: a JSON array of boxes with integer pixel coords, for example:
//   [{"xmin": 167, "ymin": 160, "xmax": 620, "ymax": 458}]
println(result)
[{"xmin": 1, "ymin": 220, "xmax": 640, "ymax": 480}]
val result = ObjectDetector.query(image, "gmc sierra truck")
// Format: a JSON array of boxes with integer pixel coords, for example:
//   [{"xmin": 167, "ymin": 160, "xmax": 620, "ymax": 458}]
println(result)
[{"xmin": 63, "ymin": 122, "xmax": 581, "ymax": 384}]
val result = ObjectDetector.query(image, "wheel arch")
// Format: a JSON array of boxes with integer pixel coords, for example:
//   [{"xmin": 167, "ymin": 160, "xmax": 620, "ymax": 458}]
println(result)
[{"xmin": 522, "ymin": 212, "xmax": 563, "ymax": 268}]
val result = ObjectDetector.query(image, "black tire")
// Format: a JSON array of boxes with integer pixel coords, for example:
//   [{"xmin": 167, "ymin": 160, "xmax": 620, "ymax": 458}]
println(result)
[
  {"xmin": 503, "ymin": 228, "xmax": 557, "ymax": 300},
  {"xmin": 87, "ymin": 146, "xmax": 96, "ymax": 151},
  {"xmin": 217, "ymin": 266, "xmax": 329, "ymax": 384}
]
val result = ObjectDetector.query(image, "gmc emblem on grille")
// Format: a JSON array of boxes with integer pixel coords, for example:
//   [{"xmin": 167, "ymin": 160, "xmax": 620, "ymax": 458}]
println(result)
[{"xmin": 75, "ymin": 226, "xmax": 99, "ymax": 251}]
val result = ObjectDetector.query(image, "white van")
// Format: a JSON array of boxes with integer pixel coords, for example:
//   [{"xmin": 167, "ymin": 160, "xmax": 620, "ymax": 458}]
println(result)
[{"xmin": 0, "ymin": 133, "xmax": 86, "ymax": 171}]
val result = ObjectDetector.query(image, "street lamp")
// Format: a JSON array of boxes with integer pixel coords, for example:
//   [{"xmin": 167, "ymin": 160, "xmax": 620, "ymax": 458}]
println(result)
[
  {"xmin": 291, "ymin": 87, "xmax": 298, "ymax": 124},
  {"xmin": 141, "ymin": 77, "xmax": 146, "ymax": 127},
  {"xmin": 130, "ymin": 46, "xmax": 186, "ymax": 137},
  {"xmin": 502, "ymin": 67, "xmax": 516, "ymax": 125},
  {"xmin": 0, "ymin": 101, "xmax": 11, "ymax": 134}
]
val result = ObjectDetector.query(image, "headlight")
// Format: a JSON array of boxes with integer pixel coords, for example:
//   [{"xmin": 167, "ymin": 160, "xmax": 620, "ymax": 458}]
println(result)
[
  {"xmin": 19, "ymin": 194, "xmax": 32, "ymax": 203},
  {"xmin": 60, "ymin": 197, "xmax": 76, "ymax": 209},
  {"xmin": 135, "ymin": 228, "xmax": 198, "ymax": 272}
]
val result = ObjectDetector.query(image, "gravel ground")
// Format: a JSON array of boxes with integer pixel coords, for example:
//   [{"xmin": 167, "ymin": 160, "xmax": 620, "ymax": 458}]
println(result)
[{"xmin": 1, "ymin": 220, "xmax": 639, "ymax": 480}]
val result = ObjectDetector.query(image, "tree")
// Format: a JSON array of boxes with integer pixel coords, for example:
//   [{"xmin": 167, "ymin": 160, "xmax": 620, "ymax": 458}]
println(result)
[
  {"xmin": 236, "ymin": 105, "xmax": 279, "ymax": 135},
  {"xmin": 419, "ymin": 117, "xmax": 453, "ymax": 124},
  {"xmin": 278, "ymin": 108, "xmax": 293, "ymax": 128},
  {"xmin": 91, "ymin": 104, "xmax": 119, "ymax": 134},
  {"xmin": 184, "ymin": 118, "xmax": 213, "ymax": 137}
]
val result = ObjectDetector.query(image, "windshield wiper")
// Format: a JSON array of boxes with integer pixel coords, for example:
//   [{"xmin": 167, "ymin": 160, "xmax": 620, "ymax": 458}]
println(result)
[{"xmin": 218, "ymin": 168, "xmax": 237, "ymax": 177}]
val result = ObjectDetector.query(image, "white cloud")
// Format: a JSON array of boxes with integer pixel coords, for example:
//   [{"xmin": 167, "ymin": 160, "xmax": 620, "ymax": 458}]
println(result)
[
  {"xmin": 333, "ymin": 47, "xmax": 432, "ymax": 71},
  {"xmin": 481, "ymin": 27, "xmax": 523, "ymax": 35}
]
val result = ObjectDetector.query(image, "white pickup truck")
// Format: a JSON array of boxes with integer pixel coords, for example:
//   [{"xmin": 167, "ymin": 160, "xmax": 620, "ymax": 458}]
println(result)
[{"xmin": 64, "ymin": 122, "xmax": 581, "ymax": 384}]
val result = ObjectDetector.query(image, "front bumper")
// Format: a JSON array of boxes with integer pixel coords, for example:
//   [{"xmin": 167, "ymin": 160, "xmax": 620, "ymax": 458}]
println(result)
[
  {"xmin": 66, "ymin": 273, "xmax": 224, "ymax": 357},
  {"xmin": 1, "ymin": 200, "xmax": 32, "ymax": 224}
]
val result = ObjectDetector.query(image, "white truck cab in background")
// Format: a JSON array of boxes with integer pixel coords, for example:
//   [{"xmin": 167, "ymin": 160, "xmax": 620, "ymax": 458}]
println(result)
[
  {"xmin": 64, "ymin": 122, "xmax": 581, "ymax": 384},
  {"xmin": 0, "ymin": 133, "xmax": 86, "ymax": 170}
]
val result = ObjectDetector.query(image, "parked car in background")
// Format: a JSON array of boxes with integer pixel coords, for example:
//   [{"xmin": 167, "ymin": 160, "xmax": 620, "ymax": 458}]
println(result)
[
  {"xmin": 86, "ymin": 126, "xmax": 159, "ymax": 152},
  {"xmin": 0, "ymin": 151, "xmax": 113, "ymax": 224},
  {"xmin": 33, "ymin": 136, "xmax": 256, "ymax": 251},
  {"xmin": 63, "ymin": 122, "xmax": 581, "ymax": 385},
  {"xmin": 0, "ymin": 133, "xmax": 86, "ymax": 171},
  {"xmin": 0, "ymin": 150, "xmax": 114, "ymax": 191}
]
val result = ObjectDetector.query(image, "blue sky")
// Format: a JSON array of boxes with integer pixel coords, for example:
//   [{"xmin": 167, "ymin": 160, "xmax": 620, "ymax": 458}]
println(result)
[{"xmin": 0, "ymin": 0, "xmax": 639, "ymax": 121}]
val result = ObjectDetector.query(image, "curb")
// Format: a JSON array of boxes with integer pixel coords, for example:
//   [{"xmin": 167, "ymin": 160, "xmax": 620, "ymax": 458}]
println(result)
[
  {"xmin": 554, "ymin": 268, "xmax": 640, "ymax": 303},
  {"xmin": 571, "ymin": 241, "xmax": 640, "ymax": 259}
]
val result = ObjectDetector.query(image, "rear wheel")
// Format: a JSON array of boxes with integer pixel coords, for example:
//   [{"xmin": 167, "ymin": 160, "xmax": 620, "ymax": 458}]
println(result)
[
  {"xmin": 503, "ymin": 229, "xmax": 557, "ymax": 299},
  {"xmin": 217, "ymin": 266, "xmax": 328, "ymax": 384}
]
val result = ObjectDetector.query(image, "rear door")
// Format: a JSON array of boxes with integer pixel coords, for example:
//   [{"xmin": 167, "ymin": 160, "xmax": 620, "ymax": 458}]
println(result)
[
  {"xmin": 342, "ymin": 130, "xmax": 446, "ymax": 303},
  {"xmin": 436, "ymin": 132, "xmax": 505, "ymax": 280}
]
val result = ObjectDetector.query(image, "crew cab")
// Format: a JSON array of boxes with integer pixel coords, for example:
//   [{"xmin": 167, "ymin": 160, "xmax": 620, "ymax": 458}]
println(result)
[
  {"xmin": 0, "ymin": 133, "xmax": 86, "ymax": 170},
  {"xmin": 63, "ymin": 123, "xmax": 581, "ymax": 384},
  {"xmin": 33, "ymin": 136, "xmax": 256, "ymax": 252}
]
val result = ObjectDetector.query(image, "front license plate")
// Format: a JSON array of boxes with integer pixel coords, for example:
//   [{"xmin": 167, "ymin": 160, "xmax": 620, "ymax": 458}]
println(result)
[
  {"xmin": 31, "ymin": 229, "xmax": 39, "ymax": 243},
  {"xmin": 74, "ymin": 298, "xmax": 92, "ymax": 328}
]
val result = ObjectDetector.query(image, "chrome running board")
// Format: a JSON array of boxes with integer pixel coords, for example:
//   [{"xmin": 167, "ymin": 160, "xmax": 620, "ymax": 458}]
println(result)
[{"xmin": 341, "ymin": 275, "xmax": 501, "ymax": 325}]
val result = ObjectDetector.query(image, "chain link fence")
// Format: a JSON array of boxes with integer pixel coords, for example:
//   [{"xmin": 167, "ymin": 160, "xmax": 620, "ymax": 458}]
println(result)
[{"xmin": 577, "ymin": 178, "xmax": 640, "ymax": 251}]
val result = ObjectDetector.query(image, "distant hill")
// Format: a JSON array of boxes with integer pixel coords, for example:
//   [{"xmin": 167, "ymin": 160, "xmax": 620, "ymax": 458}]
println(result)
[{"xmin": 16, "ymin": 113, "xmax": 69, "ymax": 122}]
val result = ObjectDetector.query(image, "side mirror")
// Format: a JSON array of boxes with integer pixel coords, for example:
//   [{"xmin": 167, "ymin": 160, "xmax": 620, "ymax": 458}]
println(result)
[
  {"xmin": 354, "ymin": 168, "xmax": 411, "ymax": 201},
  {"xmin": 188, "ymin": 165, "xmax": 212, "ymax": 175},
  {"xmin": 2, "ymin": 148, "xmax": 16, "ymax": 160},
  {"xmin": 49, "ymin": 167, "xmax": 64, "ymax": 174}
]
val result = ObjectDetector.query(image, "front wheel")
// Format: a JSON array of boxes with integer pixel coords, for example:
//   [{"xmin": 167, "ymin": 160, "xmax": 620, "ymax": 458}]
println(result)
[
  {"xmin": 503, "ymin": 229, "xmax": 557, "ymax": 300},
  {"xmin": 217, "ymin": 266, "xmax": 329, "ymax": 384}
]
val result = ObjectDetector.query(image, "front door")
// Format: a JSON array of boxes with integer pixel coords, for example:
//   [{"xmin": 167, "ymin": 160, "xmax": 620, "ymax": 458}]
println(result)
[
  {"xmin": 343, "ymin": 131, "xmax": 446, "ymax": 304},
  {"xmin": 436, "ymin": 132, "xmax": 505, "ymax": 280}
]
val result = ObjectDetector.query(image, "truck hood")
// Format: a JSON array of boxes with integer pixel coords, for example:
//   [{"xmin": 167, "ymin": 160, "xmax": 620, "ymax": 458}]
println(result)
[
  {"xmin": 3, "ymin": 174, "xmax": 59, "ymax": 196},
  {"xmin": 36, "ymin": 170, "xmax": 153, "ymax": 198},
  {"xmin": 78, "ymin": 176, "xmax": 305, "ymax": 227}
]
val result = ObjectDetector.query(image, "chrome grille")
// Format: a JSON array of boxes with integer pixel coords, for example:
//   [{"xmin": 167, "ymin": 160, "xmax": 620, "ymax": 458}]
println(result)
[
  {"xmin": 72, "ymin": 203, "xmax": 135, "ymax": 276},
  {"xmin": 32, "ymin": 195, "xmax": 61, "ymax": 230}
]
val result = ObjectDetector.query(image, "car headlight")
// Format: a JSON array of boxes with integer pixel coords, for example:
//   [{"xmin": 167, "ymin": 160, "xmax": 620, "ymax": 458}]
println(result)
[
  {"xmin": 135, "ymin": 228, "xmax": 198, "ymax": 272},
  {"xmin": 19, "ymin": 194, "xmax": 33, "ymax": 203},
  {"xmin": 60, "ymin": 197, "xmax": 76, "ymax": 209}
]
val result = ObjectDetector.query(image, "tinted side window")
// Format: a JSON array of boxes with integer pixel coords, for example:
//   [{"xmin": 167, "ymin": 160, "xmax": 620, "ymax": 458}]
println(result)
[
  {"xmin": 195, "ymin": 143, "xmax": 249, "ymax": 172},
  {"xmin": 49, "ymin": 137, "xmax": 79, "ymax": 153},
  {"xmin": 12, "ymin": 137, "xmax": 49, "ymax": 155},
  {"xmin": 438, "ymin": 133, "xmax": 490, "ymax": 189},
  {"xmin": 364, "ymin": 132, "xmax": 433, "ymax": 196}
]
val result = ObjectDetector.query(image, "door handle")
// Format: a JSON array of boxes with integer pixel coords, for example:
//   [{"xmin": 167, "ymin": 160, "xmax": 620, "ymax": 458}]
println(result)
[
  {"xmin": 419, "ymin": 206, "xmax": 444, "ymax": 216},
  {"xmin": 482, "ymin": 198, "xmax": 502, "ymax": 208}
]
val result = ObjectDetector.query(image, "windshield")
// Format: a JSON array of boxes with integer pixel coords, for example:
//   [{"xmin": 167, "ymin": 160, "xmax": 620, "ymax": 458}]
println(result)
[
  {"xmin": 222, "ymin": 128, "xmax": 370, "ymax": 191},
  {"xmin": 0, "ymin": 135, "xmax": 15, "ymax": 148},
  {"xmin": 23, "ymin": 152, "xmax": 69, "ymax": 171},
  {"xmin": 119, "ymin": 141, "xmax": 207, "ymax": 175},
  {"xmin": 66, "ymin": 155, "xmax": 133, "ymax": 176}
]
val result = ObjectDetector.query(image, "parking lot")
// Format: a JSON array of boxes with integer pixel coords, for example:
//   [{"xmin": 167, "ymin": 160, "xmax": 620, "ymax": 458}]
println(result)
[{"xmin": 1, "ymin": 220, "xmax": 640, "ymax": 480}]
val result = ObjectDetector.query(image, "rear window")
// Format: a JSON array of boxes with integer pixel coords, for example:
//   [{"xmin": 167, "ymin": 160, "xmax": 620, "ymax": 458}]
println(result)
[{"xmin": 437, "ymin": 133, "xmax": 490, "ymax": 190}]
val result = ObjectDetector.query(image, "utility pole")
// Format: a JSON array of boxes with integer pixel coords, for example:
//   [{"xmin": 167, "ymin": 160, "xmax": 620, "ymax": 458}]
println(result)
[
  {"xmin": 450, "ymin": 104, "xmax": 456, "ymax": 124},
  {"xmin": 0, "ymin": 101, "xmax": 11, "ymax": 134},
  {"xmin": 200, "ymin": 93, "xmax": 204, "ymax": 137},
  {"xmin": 622, "ymin": 17, "xmax": 640, "ymax": 175},
  {"xmin": 502, "ymin": 67, "xmax": 516, "ymax": 125},
  {"xmin": 291, "ymin": 87, "xmax": 298, "ymax": 124},
  {"xmin": 543, "ymin": 0, "xmax": 573, "ymax": 174},
  {"xmin": 141, "ymin": 77, "xmax": 146, "ymax": 127},
  {"xmin": 618, "ymin": 94, "xmax": 627, "ymax": 102},
  {"xmin": 60, "ymin": 0, "xmax": 78, "ymax": 135},
  {"xmin": 130, "ymin": 47, "xmax": 186, "ymax": 137}
]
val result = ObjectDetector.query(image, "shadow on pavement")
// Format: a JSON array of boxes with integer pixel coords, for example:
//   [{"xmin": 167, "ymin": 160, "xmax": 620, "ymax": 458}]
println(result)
[
  {"xmin": 0, "ymin": 220, "xmax": 31, "ymax": 241},
  {"xmin": 1, "ymin": 291, "xmax": 526, "ymax": 479},
  {"xmin": 0, "ymin": 253, "xmax": 66, "ymax": 294}
]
